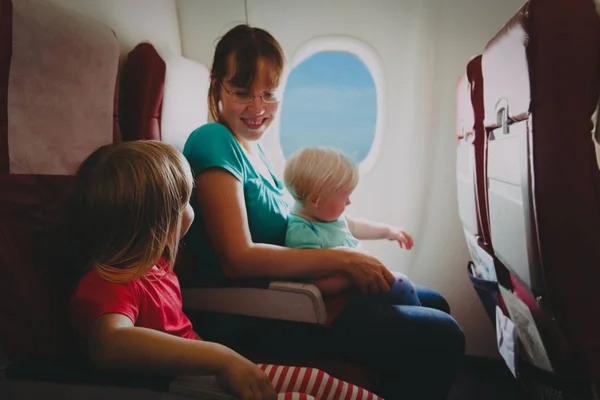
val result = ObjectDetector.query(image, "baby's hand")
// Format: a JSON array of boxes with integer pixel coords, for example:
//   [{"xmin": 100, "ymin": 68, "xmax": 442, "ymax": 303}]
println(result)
[{"xmin": 387, "ymin": 227, "xmax": 414, "ymax": 250}]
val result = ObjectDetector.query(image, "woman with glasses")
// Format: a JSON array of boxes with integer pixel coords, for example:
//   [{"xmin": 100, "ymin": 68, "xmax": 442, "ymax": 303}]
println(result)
[{"xmin": 182, "ymin": 24, "xmax": 465, "ymax": 400}]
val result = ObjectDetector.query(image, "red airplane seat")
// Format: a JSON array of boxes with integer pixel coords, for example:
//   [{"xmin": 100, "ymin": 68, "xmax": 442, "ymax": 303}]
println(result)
[
  {"xmin": 0, "ymin": 0, "xmax": 119, "ymax": 361},
  {"xmin": 456, "ymin": 56, "xmax": 493, "ymax": 250},
  {"xmin": 119, "ymin": 42, "xmax": 375, "ymax": 391},
  {"xmin": 466, "ymin": 55, "xmax": 494, "ymax": 250},
  {"xmin": 467, "ymin": 50, "xmax": 518, "ymax": 306},
  {"xmin": 456, "ymin": 71, "xmax": 479, "ymax": 240},
  {"xmin": 120, "ymin": 42, "xmax": 210, "ymax": 152},
  {"xmin": 458, "ymin": 56, "xmax": 512, "ymax": 329},
  {"xmin": 119, "ymin": 42, "xmax": 166, "ymax": 142},
  {"xmin": 481, "ymin": 0, "xmax": 600, "ymax": 396},
  {"xmin": 457, "ymin": 55, "xmax": 492, "ymax": 246},
  {"xmin": 483, "ymin": 1, "xmax": 543, "ymax": 298},
  {"xmin": 457, "ymin": 69, "xmax": 497, "ymax": 323}
]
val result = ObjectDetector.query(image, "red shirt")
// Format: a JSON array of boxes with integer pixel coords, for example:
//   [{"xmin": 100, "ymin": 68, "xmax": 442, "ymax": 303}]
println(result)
[{"xmin": 69, "ymin": 263, "xmax": 197, "ymax": 344}]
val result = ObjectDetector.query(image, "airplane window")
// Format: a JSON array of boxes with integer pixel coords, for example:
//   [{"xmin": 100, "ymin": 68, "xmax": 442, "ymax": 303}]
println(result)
[{"xmin": 279, "ymin": 51, "xmax": 378, "ymax": 167}]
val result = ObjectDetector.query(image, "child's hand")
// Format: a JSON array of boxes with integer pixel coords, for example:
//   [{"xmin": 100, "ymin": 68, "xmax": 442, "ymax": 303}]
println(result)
[
  {"xmin": 217, "ymin": 353, "xmax": 277, "ymax": 400},
  {"xmin": 387, "ymin": 227, "xmax": 414, "ymax": 249}
]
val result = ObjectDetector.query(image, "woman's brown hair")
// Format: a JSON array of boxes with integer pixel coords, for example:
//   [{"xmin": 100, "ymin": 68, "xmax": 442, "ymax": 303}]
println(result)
[
  {"xmin": 70, "ymin": 140, "xmax": 193, "ymax": 283},
  {"xmin": 208, "ymin": 24, "xmax": 285, "ymax": 123}
]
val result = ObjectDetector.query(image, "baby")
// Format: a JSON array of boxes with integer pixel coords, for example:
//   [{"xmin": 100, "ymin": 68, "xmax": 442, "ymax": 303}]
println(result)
[{"xmin": 283, "ymin": 146, "xmax": 420, "ymax": 305}]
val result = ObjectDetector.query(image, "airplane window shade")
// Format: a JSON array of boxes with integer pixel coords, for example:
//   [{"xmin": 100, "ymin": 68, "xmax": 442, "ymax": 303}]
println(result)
[{"xmin": 279, "ymin": 39, "xmax": 384, "ymax": 175}]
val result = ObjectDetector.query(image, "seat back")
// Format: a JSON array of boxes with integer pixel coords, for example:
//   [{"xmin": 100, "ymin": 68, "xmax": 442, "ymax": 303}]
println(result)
[
  {"xmin": 119, "ymin": 43, "xmax": 166, "ymax": 142},
  {"xmin": 482, "ymin": 5, "xmax": 541, "ymax": 293},
  {"xmin": 160, "ymin": 49, "xmax": 210, "ymax": 152},
  {"xmin": 466, "ymin": 56, "xmax": 491, "ymax": 249},
  {"xmin": 482, "ymin": 0, "xmax": 600, "ymax": 379},
  {"xmin": 457, "ymin": 56, "xmax": 498, "ymax": 282},
  {"xmin": 0, "ymin": 0, "xmax": 119, "ymax": 361}
]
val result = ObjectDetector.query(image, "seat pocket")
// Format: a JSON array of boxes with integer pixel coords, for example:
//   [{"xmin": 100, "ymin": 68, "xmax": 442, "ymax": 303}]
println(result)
[{"xmin": 467, "ymin": 261, "xmax": 500, "ymax": 328}]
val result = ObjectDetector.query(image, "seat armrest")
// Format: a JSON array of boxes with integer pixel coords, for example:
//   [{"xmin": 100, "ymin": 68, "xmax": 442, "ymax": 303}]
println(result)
[
  {"xmin": 5, "ymin": 358, "xmax": 238, "ymax": 399},
  {"xmin": 181, "ymin": 281, "xmax": 328, "ymax": 325},
  {"xmin": 5, "ymin": 357, "xmax": 172, "ymax": 390}
]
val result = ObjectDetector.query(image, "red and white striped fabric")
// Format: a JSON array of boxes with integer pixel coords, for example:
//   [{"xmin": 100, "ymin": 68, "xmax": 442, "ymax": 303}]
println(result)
[
  {"xmin": 277, "ymin": 394, "xmax": 316, "ymax": 400},
  {"xmin": 258, "ymin": 364, "xmax": 383, "ymax": 400}
]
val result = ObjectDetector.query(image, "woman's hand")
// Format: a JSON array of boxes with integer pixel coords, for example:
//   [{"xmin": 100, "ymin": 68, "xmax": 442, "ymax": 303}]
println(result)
[
  {"xmin": 386, "ymin": 227, "xmax": 414, "ymax": 249},
  {"xmin": 336, "ymin": 247, "xmax": 396, "ymax": 295},
  {"xmin": 216, "ymin": 353, "xmax": 277, "ymax": 400}
]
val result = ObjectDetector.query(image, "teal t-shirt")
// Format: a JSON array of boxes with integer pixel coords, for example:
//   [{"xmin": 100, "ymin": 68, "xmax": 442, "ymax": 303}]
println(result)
[
  {"xmin": 285, "ymin": 212, "xmax": 360, "ymax": 249},
  {"xmin": 182, "ymin": 123, "xmax": 290, "ymax": 286}
]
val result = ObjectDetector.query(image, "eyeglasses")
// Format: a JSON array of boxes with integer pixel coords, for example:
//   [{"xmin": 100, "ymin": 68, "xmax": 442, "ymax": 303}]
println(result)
[{"xmin": 220, "ymin": 83, "xmax": 281, "ymax": 104}]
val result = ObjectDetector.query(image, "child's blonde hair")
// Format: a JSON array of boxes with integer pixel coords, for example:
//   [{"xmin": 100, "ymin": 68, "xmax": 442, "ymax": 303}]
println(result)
[
  {"xmin": 283, "ymin": 147, "xmax": 359, "ymax": 204},
  {"xmin": 70, "ymin": 140, "xmax": 194, "ymax": 283}
]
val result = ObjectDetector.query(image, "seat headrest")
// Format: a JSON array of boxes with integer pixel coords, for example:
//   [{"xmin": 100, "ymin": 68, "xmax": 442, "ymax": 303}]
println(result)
[
  {"xmin": 160, "ymin": 49, "xmax": 210, "ymax": 152},
  {"xmin": 457, "ymin": 55, "xmax": 484, "ymax": 140},
  {"xmin": 456, "ymin": 74, "xmax": 472, "ymax": 140},
  {"xmin": 481, "ymin": 2, "xmax": 530, "ymax": 128},
  {"xmin": 6, "ymin": 0, "xmax": 119, "ymax": 175},
  {"xmin": 466, "ymin": 55, "xmax": 484, "ymax": 131},
  {"xmin": 120, "ymin": 43, "xmax": 209, "ymax": 151},
  {"xmin": 119, "ymin": 42, "xmax": 166, "ymax": 142}
]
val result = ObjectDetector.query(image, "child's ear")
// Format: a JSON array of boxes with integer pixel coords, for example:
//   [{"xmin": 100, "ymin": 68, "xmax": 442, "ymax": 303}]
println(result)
[{"xmin": 307, "ymin": 193, "xmax": 320, "ymax": 208}]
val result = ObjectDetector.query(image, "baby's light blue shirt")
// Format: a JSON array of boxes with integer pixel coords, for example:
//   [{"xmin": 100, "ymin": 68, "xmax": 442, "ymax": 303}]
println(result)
[{"xmin": 285, "ymin": 212, "xmax": 360, "ymax": 249}]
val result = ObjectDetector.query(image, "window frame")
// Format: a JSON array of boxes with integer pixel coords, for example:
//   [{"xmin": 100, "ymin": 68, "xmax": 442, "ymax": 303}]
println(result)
[{"xmin": 277, "ymin": 35, "xmax": 385, "ymax": 177}]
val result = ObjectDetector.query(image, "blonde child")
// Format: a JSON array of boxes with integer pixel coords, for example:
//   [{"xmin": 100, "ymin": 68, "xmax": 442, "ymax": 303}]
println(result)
[
  {"xmin": 67, "ymin": 140, "xmax": 383, "ymax": 400},
  {"xmin": 283, "ymin": 147, "xmax": 421, "ymax": 306}
]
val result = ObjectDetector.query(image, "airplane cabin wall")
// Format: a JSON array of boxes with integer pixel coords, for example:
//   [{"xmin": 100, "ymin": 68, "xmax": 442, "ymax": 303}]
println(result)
[
  {"xmin": 46, "ymin": 0, "xmax": 182, "ymax": 60},
  {"xmin": 176, "ymin": 0, "xmax": 246, "ymax": 68}
]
